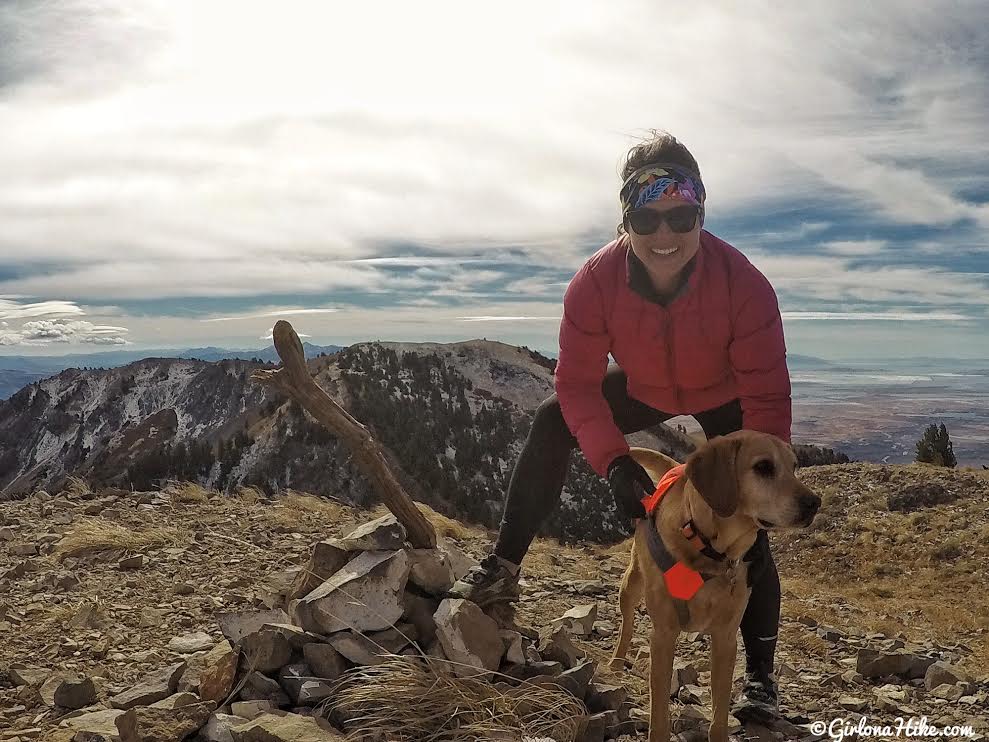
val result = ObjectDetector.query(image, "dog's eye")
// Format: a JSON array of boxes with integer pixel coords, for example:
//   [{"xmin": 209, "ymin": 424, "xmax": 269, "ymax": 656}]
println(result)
[{"xmin": 753, "ymin": 460, "xmax": 775, "ymax": 477}]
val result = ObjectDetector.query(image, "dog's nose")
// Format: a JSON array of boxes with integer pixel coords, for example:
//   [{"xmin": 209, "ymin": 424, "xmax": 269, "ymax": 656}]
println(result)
[{"xmin": 799, "ymin": 493, "xmax": 821, "ymax": 519}]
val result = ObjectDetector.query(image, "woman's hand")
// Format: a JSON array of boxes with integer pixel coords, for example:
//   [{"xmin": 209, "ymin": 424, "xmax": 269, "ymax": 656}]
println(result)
[{"xmin": 606, "ymin": 455, "xmax": 653, "ymax": 523}]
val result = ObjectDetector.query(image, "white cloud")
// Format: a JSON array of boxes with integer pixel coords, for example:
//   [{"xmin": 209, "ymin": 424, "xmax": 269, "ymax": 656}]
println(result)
[
  {"xmin": 1, "ymin": 1, "xmax": 986, "ymax": 293},
  {"xmin": 0, "ymin": 318, "xmax": 129, "ymax": 346},
  {"xmin": 204, "ymin": 307, "xmax": 339, "ymax": 323},
  {"xmin": 820, "ymin": 240, "xmax": 888, "ymax": 256},
  {"xmin": 260, "ymin": 328, "xmax": 311, "ymax": 342},
  {"xmin": 744, "ymin": 251, "xmax": 989, "ymax": 307},
  {"xmin": 0, "ymin": 0, "xmax": 986, "ymax": 358},
  {"xmin": 0, "ymin": 299, "xmax": 86, "ymax": 320}
]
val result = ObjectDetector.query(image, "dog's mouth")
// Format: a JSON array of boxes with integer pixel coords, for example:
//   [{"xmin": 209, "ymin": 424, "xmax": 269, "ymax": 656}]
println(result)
[{"xmin": 756, "ymin": 518, "xmax": 776, "ymax": 529}]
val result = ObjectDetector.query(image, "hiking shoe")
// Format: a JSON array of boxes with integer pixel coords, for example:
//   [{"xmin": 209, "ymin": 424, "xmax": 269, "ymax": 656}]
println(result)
[
  {"xmin": 732, "ymin": 668, "xmax": 779, "ymax": 721},
  {"xmin": 446, "ymin": 554, "xmax": 521, "ymax": 605}
]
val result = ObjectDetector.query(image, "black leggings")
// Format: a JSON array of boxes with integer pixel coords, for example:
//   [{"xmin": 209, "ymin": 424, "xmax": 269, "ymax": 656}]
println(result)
[{"xmin": 494, "ymin": 365, "xmax": 780, "ymax": 673}]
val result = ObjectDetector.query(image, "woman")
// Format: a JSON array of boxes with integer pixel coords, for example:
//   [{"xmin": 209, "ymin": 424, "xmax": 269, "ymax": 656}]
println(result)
[{"xmin": 449, "ymin": 131, "xmax": 791, "ymax": 718}]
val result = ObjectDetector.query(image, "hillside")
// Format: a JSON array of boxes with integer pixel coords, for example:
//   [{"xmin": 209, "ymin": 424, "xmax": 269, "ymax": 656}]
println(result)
[
  {"xmin": 0, "ymin": 341, "xmax": 714, "ymax": 546},
  {"xmin": 0, "ymin": 461, "xmax": 987, "ymax": 739}
]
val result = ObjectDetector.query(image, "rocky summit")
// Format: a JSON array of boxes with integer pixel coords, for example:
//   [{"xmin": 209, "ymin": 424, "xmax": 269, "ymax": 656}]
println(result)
[{"xmin": 1, "ymin": 459, "xmax": 988, "ymax": 741}]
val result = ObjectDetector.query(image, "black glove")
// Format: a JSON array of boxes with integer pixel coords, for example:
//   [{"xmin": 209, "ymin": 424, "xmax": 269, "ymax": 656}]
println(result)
[{"xmin": 606, "ymin": 455, "xmax": 653, "ymax": 522}]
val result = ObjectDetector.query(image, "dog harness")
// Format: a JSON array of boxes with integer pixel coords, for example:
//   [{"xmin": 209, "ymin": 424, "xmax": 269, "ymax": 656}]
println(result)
[{"xmin": 640, "ymin": 465, "xmax": 727, "ymax": 616}]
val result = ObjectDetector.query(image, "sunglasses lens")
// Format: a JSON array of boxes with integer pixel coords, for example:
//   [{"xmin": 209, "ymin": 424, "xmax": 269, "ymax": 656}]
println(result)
[
  {"xmin": 626, "ymin": 209, "xmax": 661, "ymax": 235},
  {"xmin": 666, "ymin": 206, "xmax": 699, "ymax": 233}
]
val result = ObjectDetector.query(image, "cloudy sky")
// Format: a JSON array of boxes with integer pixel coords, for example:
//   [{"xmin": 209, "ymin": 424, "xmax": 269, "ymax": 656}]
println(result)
[{"xmin": 1, "ymin": 1, "xmax": 987, "ymax": 361}]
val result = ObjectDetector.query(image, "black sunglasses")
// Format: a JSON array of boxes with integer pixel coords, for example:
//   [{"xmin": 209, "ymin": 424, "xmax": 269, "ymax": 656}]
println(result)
[{"xmin": 624, "ymin": 205, "xmax": 700, "ymax": 235}]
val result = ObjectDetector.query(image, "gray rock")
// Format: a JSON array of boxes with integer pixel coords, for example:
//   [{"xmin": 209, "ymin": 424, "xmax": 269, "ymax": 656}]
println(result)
[
  {"xmin": 114, "ymin": 701, "xmax": 214, "ymax": 742},
  {"xmin": 117, "ymin": 555, "xmax": 144, "ymax": 571},
  {"xmin": 239, "ymin": 671, "xmax": 291, "ymax": 706},
  {"xmin": 241, "ymin": 628, "xmax": 294, "ymax": 673},
  {"xmin": 230, "ymin": 700, "xmax": 278, "ymax": 720},
  {"xmin": 62, "ymin": 708, "xmax": 126, "ymax": 737},
  {"xmin": 556, "ymin": 660, "xmax": 595, "ymax": 699},
  {"xmin": 109, "ymin": 662, "xmax": 186, "ymax": 709},
  {"xmin": 838, "ymin": 696, "xmax": 868, "ymax": 712},
  {"xmin": 499, "ymin": 630, "xmax": 525, "ymax": 666},
  {"xmin": 9, "ymin": 665, "xmax": 48, "ymax": 687},
  {"xmin": 202, "ymin": 713, "xmax": 250, "ymax": 742},
  {"xmin": 150, "ymin": 692, "xmax": 201, "ymax": 709},
  {"xmin": 551, "ymin": 604, "xmax": 597, "ymax": 637},
  {"xmin": 217, "ymin": 609, "xmax": 291, "ymax": 644},
  {"xmin": 335, "ymin": 514, "xmax": 407, "ymax": 551},
  {"xmin": 538, "ymin": 626, "xmax": 585, "ymax": 670},
  {"xmin": 303, "ymin": 643, "xmax": 349, "ymax": 681},
  {"xmin": 229, "ymin": 712, "xmax": 347, "ymax": 741},
  {"xmin": 856, "ymin": 649, "xmax": 936, "ymax": 680},
  {"xmin": 168, "ymin": 631, "xmax": 216, "ymax": 654},
  {"xmin": 406, "ymin": 548, "xmax": 456, "ymax": 595},
  {"xmin": 434, "ymin": 598, "xmax": 503, "ymax": 679},
  {"xmin": 326, "ymin": 624, "xmax": 415, "ymax": 666},
  {"xmin": 277, "ymin": 663, "xmax": 333, "ymax": 706},
  {"xmin": 671, "ymin": 660, "xmax": 699, "ymax": 696},
  {"xmin": 925, "ymin": 661, "xmax": 974, "ymax": 690},
  {"xmin": 52, "ymin": 674, "xmax": 98, "ymax": 709},
  {"xmin": 930, "ymin": 683, "xmax": 966, "ymax": 701},
  {"xmin": 289, "ymin": 540, "xmax": 352, "ymax": 601},
  {"xmin": 585, "ymin": 683, "xmax": 627, "ymax": 713},
  {"xmin": 436, "ymin": 537, "xmax": 478, "ymax": 581},
  {"xmin": 294, "ymin": 550, "xmax": 410, "ymax": 634},
  {"xmin": 257, "ymin": 623, "xmax": 325, "ymax": 649}
]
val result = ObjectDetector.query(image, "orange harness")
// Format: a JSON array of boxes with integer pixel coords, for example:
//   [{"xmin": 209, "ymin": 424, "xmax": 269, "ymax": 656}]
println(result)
[{"xmin": 640, "ymin": 464, "xmax": 725, "ymax": 601}]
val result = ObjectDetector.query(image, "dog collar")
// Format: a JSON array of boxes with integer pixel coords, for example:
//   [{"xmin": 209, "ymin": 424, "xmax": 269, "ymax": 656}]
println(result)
[{"xmin": 640, "ymin": 464, "xmax": 727, "ymax": 601}]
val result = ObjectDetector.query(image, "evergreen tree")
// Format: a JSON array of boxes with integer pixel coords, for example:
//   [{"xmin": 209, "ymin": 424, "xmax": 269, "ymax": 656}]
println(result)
[{"xmin": 915, "ymin": 422, "xmax": 957, "ymax": 467}]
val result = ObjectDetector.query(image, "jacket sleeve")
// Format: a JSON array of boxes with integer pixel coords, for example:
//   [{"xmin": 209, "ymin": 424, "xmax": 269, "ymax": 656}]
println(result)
[
  {"xmin": 728, "ymin": 266, "xmax": 792, "ymax": 443},
  {"xmin": 554, "ymin": 264, "xmax": 629, "ymax": 477}
]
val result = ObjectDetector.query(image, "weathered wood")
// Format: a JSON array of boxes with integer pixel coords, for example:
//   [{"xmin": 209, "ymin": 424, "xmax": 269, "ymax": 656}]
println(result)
[{"xmin": 251, "ymin": 320, "xmax": 437, "ymax": 548}]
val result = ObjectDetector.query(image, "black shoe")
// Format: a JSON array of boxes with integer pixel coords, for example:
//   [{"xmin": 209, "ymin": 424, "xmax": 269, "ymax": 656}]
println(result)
[
  {"xmin": 732, "ymin": 668, "xmax": 779, "ymax": 722},
  {"xmin": 446, "ymin": 554, "xmax": 521, "ymax": 605}
]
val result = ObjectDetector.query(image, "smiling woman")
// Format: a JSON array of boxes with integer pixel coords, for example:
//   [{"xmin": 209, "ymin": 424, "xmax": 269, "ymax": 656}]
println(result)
[{"xmin": 449, "ymin": 128, "xmax": 796, "ymax": 721}]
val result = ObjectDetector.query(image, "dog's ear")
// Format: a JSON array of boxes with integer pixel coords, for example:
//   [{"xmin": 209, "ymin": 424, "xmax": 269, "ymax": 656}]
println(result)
[{"xmin": 685, "ymin": 435, "xmax": 741, "ymax": 517}]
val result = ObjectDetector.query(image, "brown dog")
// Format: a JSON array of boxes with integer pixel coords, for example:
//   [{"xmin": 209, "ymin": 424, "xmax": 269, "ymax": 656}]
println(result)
[{"xmin": 608, "ymin": 430, "xmax": 821, "ymax": 742}]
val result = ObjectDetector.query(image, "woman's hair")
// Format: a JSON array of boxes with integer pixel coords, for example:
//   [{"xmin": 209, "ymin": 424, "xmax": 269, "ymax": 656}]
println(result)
[{"xmin": 617, "ymin": 130, "xmax": 701, "ymax": 238}]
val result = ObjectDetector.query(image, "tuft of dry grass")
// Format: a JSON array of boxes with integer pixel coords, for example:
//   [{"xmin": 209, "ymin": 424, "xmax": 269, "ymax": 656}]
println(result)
[
  {"xmin": 283, "ymin": 490, "xmax": 350, "ymax": 518},
  {"xmin": 61, "ymin": 476, "xmax": 92, "ymax": 498},
  {"xmin": 166, "ymin": 480, "xmax": 212, "ymax": 504},
  {"xmin": 54, "ymin": 518, "xmax": 187, "ymax": 559},
  {"xmin": 414, "ymin": 502, "xmax": 475, "ymax": 541},
  {"xmin": 326, "ymin": 655, "xmax": 585, "ymax": 742},
  {"xmin": 234, "ymin": 485, "xmax": 265, "ymax": 505},
  {"xmin": 366, "ymin": 501, "xmax": 478, "ymax": 542}
]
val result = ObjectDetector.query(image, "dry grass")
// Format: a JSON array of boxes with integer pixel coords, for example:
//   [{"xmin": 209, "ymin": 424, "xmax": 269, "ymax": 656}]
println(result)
[
  {"xmin": 60, "ymin": 476, "xmax": 92, "ymax": 498},
  {"xmin": 414, "ymin": 502, "xmax": 476, "ymax": 541},
  {"xmin": 366, "ymin": 501, "xmax": 480, "ymax": 542},
  {"xmin": 166, "ymin": 480, "xmax": 212, "ymax": 504},
  {"xmin": 54, "ymin": 517, "xmax": 187, "ymax": 559},
  {"xmin": 234, "ymin": 485, "xmax": 265, "ymax": 505},
  {"xmin": 326, "ymin": 655, "xmax": 585, "ymax": 742},
  {"xmin": 283, "ymin": 490, "xmax": 350, "ymax": 518}
]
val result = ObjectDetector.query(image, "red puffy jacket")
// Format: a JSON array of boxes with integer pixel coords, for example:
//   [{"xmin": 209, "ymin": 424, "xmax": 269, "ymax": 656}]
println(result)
[{"xmin": 554, "ymin": 230, "xmax": 791, "ymax": 476}]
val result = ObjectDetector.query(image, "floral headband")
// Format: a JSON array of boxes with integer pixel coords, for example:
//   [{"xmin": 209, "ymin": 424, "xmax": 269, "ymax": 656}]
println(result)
[{"xmin": 619, "ymin": 163, "xmax": 706, "ymax": 216}]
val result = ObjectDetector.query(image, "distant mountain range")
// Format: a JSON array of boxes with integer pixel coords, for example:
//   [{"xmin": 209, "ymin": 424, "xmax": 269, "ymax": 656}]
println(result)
[{"xmin": 0, "ymin": 343, "xmax": 344, "ymax": 400}]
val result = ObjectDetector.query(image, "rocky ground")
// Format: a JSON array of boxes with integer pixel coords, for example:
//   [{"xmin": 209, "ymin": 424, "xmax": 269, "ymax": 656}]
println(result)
[{"xmin": 0, "ymin": 462, "xmax": 987, "ymax": 741}]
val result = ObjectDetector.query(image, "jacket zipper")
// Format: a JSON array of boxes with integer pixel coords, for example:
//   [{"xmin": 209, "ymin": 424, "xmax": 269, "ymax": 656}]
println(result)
[{"xmin": 661, "ymin": 310, "xmax": 682, "ymax": 411}]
